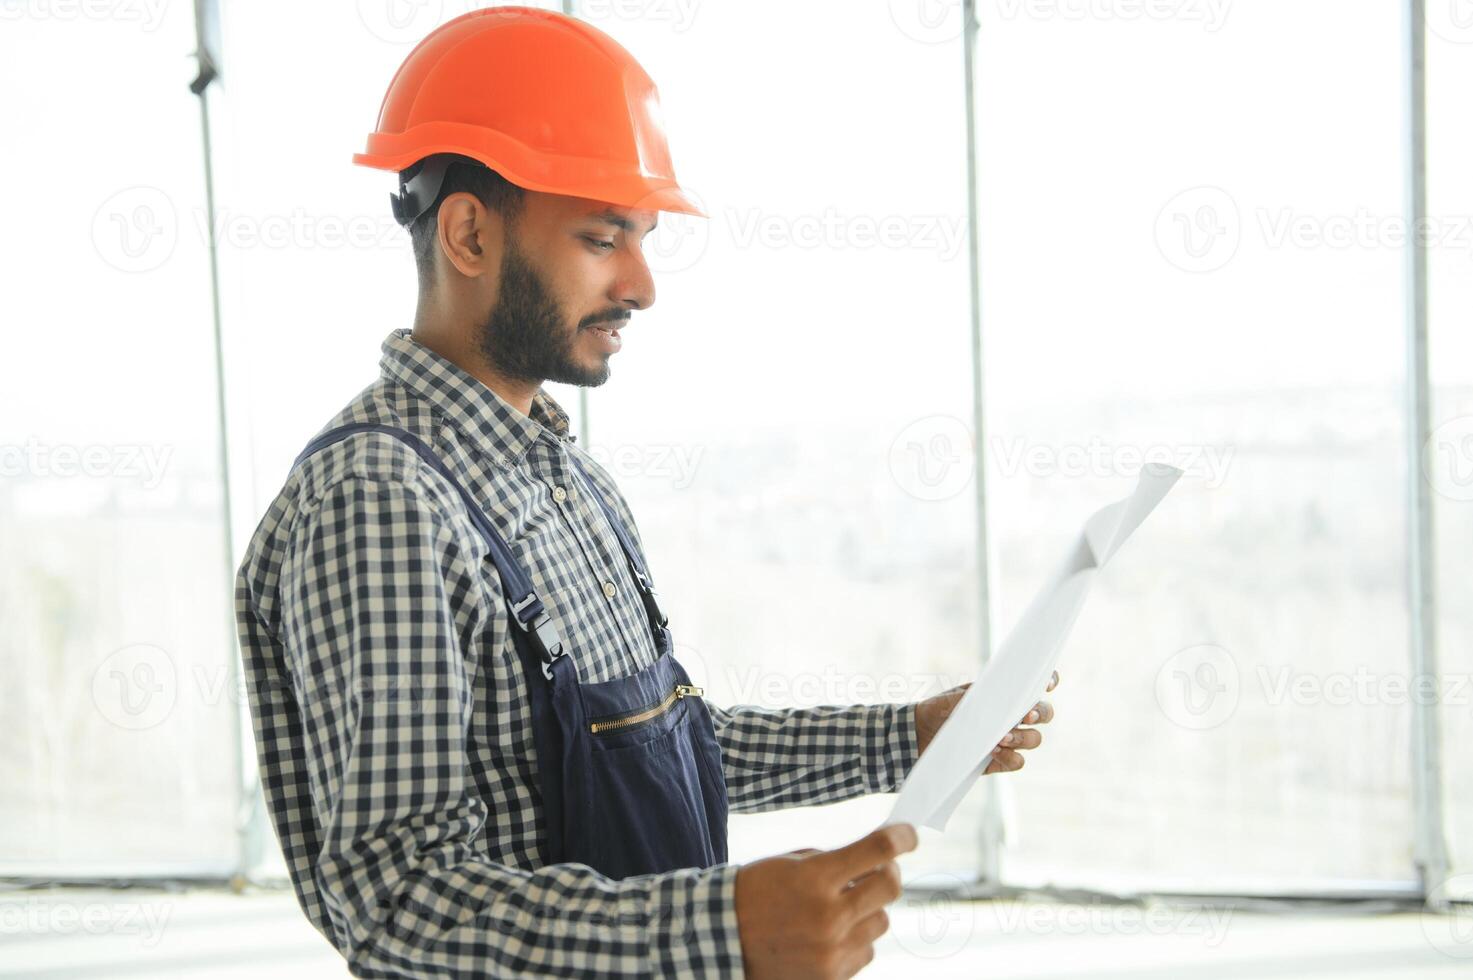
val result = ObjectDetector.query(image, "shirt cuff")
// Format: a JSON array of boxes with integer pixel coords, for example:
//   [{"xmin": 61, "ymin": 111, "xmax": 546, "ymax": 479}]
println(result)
[
  {"xmin": 648, "ymin": 861, "xmax": 746, "ymax": 978},
  {"xmin": 868, "ymin": 701, "xmax": 922, "ymax": 795}
]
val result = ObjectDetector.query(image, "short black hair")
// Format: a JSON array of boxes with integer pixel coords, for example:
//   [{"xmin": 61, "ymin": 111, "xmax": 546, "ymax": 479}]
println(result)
[{"xmin": 402, "ymin": 153, "xmax": 526, "ymax": 294}]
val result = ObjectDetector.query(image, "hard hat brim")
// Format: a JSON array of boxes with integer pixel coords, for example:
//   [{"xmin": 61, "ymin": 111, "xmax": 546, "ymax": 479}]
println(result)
[{"xmin": 354, "ymin": 123, "xmax": 708, "ymax": 220}]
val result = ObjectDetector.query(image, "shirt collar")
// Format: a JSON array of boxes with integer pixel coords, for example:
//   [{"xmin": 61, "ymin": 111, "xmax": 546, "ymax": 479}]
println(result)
[{"xmin": 379, "ymin": 327, "xmax": 574, "ymax": 464}]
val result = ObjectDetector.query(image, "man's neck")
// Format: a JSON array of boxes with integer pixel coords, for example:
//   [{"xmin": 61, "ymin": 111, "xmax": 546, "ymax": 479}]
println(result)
[{"xmin": 410, "ymin": 324, "xmax": 539, "ymax": 417}]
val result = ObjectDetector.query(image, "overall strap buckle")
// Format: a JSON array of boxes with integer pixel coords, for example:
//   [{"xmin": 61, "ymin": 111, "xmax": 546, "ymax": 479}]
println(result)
[
  {"xmin": 511, "ymin": 592, "xmax": 566, "ymax": 679},
  {"xmin": 632, "ymin": 569, "xmax": 669, "ymax": 628}
]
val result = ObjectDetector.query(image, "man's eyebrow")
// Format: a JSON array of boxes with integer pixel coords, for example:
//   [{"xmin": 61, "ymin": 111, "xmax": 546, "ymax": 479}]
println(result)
[{"xmin": 587, "ymin": 209, "xmax": 658, "ymax": 235}]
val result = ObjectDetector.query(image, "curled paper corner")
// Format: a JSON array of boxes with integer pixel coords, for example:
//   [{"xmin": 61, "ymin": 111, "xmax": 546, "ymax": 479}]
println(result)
[{"xmin": 883, "ymin": 463, "xmax": 1182, "ymax": 832}]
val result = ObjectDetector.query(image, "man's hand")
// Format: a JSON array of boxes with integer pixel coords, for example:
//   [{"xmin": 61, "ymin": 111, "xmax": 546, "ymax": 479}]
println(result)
[
  {"xmin": 735, "ymin": 823, "xmax": 919, "ymax": 980},
  {"xmin": 913, "ymin": 670, "xmax": 1060, "ymax": 774}
]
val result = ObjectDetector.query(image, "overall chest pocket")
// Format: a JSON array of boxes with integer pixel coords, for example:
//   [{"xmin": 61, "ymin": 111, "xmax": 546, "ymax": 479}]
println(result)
[{"xmin": 582, "ymin": 687, "xmax": 722, "ymax": 879}]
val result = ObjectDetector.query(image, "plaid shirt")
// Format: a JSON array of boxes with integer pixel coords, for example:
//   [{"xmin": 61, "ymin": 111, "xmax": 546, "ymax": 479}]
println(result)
[{"xmin": 235, "ymin": 327, "xmax": 920, "ymax": 978}]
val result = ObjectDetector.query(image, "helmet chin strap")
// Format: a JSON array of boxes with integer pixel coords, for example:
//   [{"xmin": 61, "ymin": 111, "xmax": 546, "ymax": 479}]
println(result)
[{"xmin": 390, "ymin": 155, "xmax": 456, "ymax": 227}]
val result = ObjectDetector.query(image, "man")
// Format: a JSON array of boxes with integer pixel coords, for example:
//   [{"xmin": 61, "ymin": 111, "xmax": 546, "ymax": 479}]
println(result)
[{"xmin": 235, "ymin": 8, "xmax": 1055, "ymax": 978}]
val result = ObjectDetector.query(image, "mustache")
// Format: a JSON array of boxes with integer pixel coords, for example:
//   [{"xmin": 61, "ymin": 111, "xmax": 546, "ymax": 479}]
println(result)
[{"xmin": 583, "ymin": 312, "xmax": 630, "ymax": 329}]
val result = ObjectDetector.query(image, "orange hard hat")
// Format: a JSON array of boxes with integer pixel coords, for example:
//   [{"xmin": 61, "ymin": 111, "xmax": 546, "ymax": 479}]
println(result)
[{"xmin": 353, "ymin": 6, "xmax": 706, "ymax": 226}]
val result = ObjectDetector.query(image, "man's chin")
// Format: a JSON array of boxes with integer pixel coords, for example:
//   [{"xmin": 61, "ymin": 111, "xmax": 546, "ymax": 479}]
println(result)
[{"xmin": 546, "ymin": 361, "xmax": 611, "ymax": 388}]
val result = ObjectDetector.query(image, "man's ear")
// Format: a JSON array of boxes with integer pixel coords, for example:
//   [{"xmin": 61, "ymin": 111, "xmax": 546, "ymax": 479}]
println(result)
[{"xmin": 437, "ymin": 192, "xmax": 500, "ymax": 279}]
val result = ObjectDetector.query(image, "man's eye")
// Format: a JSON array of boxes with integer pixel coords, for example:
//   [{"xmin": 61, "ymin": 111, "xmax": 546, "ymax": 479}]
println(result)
[{"xmin": 585, "ymin": 237, "xmax": 615, "ymax": 252}]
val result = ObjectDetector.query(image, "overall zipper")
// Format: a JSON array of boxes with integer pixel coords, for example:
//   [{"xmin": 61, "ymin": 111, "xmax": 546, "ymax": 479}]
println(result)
[{"xmin": 589, "ymin": 683, "xmax": 704, "ymax": 735}]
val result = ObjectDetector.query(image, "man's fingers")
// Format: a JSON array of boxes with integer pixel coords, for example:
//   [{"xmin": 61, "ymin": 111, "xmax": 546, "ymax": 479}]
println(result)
[
  {"xmin": 1046, "ymin": 670, "xmax": 1060, "ymax": 692},
  {"xmin": 1021, "ymin": 699, "xmax": 1054, "ymax": 725},
  {"xmin": 841, "ymin": 861, "xmax": 903, "ymax": 921},
  {"xmin": 986, "ymin": 751, "xmax": 1023, "ymax": 773},
  {"xmin": 999, "ymin": 727, "xmax": 1043, "ymax": 750},
  {"xmin": 818, "ymin": 824, "xmax": 918, "ymax": 885},
  {"xmin": 847, "ymin": 907, "xmax": 892, "ymax": 947},
  {"xmin": 836, "ymin": 941, "xmax": 879, "ymax": 979},
  {"xmin": 986, "ymin": 749, "xmax": 1025, "ymax": 773}
]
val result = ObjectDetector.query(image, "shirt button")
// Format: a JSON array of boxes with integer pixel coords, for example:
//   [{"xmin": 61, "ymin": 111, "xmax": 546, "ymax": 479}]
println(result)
[
  {"xmin": 552, "ymin": 486, "xmax": 567, "ymax": 503},
  {"xmin": 602, "ymin": 581, "xmax": 617, "ymax": 599}
]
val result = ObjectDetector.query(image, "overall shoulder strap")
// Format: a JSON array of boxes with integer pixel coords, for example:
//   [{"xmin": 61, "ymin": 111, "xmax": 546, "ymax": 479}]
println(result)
[{"xmin": 293, "ymin": 422, "xmax": 566, "ymax": 671}]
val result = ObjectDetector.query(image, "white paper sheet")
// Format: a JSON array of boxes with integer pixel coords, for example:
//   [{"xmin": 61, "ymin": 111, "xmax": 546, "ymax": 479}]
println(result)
[{"xmin": 883, "ymin": 463, "xmax": 1183, "ymax": 831}]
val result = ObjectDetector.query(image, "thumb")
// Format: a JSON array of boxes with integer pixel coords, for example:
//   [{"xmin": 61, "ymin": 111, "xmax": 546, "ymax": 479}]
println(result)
[{"xmin": 816, "ymin": 824, "xmax": 919, "ymax": 886}]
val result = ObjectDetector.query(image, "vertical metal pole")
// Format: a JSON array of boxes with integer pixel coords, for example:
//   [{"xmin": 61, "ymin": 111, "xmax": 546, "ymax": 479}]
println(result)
[
  {"xmin": 1403, "ymin": 0, "xmax": 1450, "ymax": 910},
  {"xmin": 579, "ymin": 381, "xmax": 591, "ymax": 447},
  {"xmin": 565, "ymin": 0, "xmax": 591, "ymax": 449},
  {"xmin": 961, "ymin": 0, "xmax": 1002, "ymax": 887},
  {"xmin": 189, "ymin": 0, "xmax": 262, "ymax": 884}
]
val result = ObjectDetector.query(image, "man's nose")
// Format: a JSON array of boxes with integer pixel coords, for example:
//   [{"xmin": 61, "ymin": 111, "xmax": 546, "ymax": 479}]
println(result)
[{"xmin": 613, "ymin": 243, "xmax": 656, "ymax": 311}]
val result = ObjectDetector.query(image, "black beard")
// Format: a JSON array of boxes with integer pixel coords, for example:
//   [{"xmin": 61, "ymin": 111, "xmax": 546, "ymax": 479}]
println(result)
[{"xmin": 474, "ymin": 238, "xmax": 611, "ymax": 388}]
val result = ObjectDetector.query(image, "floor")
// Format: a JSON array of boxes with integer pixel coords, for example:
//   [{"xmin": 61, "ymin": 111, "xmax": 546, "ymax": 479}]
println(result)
[{"xmin": 1, "ymin": 885, "xmax": 1469, "ymax": 978}]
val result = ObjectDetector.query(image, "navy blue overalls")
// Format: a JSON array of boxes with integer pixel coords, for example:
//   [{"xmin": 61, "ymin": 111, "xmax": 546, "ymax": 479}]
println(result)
[{"xmin": 293, "ymin": 423, "xmax": 729, "ymax": 879}]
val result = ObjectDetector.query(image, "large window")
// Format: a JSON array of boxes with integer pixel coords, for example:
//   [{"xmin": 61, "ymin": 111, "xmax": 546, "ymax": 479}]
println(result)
[
  {"xmin": 4, "ymin": 1, "xmax": 1464, "ymax": 899},
  {"xmin": 1427, "ymin": 6, "xmax": 1473, "ymax": 895},
  {"xmin": 977, "ymin": 1, "xmax": 1416, "ymax": 891},
  {"xmin": 0, "ymin": 7, "xmax": 238, "ymax": 873}
]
